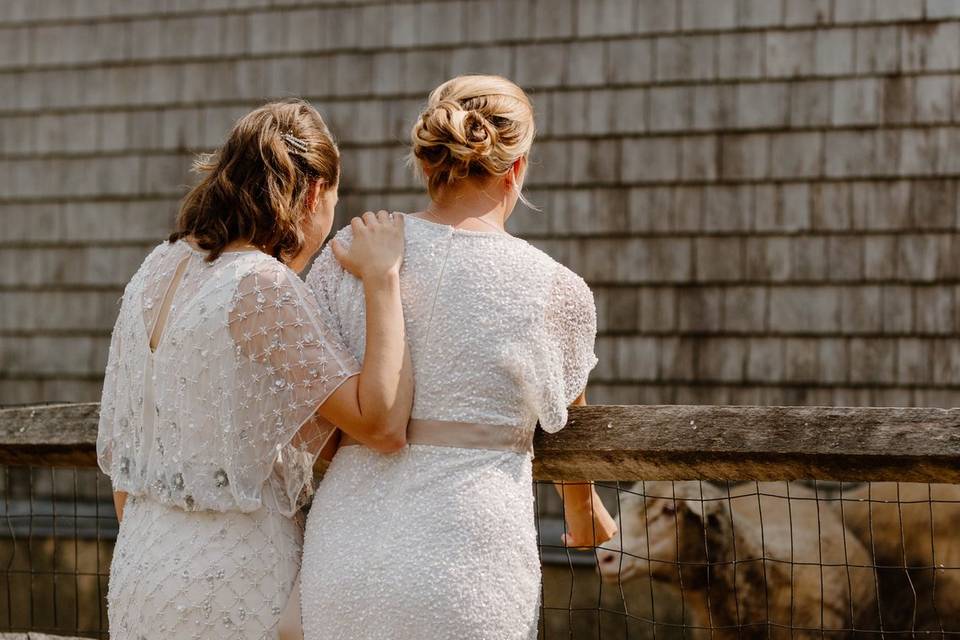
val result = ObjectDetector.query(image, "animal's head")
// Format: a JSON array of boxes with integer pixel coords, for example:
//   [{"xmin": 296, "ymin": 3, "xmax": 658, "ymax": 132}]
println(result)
[{"xmin": 596, "ymin": 481, "xmax": 728, "ymax": 588}]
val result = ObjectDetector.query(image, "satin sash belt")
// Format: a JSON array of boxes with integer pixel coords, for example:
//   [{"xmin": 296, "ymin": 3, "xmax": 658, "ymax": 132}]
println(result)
[{"xmin": 340, "ymin": 419, "xmax": 534, "ymax": 455}]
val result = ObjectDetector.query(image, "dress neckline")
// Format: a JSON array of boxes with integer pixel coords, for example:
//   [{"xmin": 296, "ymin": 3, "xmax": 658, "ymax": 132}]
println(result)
[
  {"xmin": 405, "ymin": 213, "xmax": 526, "ymax": 243},
  {"xmin": 178, "ymin": 239, "xmax": 271, "ymax": 261}
]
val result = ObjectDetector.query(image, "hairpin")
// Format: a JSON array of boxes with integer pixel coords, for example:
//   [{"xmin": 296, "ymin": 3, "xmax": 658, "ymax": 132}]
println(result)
[{"xmin": 280, "ymin": 131, "xmax": 309, "ymax": 154}]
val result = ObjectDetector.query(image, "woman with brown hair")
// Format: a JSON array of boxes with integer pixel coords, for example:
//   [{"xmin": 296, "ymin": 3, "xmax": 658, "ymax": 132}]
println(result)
[
  {"xmin": 96, "ymin": 98, "xmax": 413, "ymax": 639},
  {"xmin": 300, "ymin": 75, "xmax": 616, "ymax": 640}
]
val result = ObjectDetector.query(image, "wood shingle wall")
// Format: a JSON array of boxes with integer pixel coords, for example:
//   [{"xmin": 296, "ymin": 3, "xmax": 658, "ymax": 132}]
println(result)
[{"xmin": 1, "ymin": 0, "xmax": 959, "ymax": 407}]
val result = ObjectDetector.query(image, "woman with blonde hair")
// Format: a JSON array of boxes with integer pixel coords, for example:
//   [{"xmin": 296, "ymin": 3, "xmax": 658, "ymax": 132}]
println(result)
[
  {"xmin": 300, "ymin": 75, "xmax": 616, "ymax": 640},
  {"xmin": 97, "ymin": 98, "xmax": 412, "ymax": 639}
]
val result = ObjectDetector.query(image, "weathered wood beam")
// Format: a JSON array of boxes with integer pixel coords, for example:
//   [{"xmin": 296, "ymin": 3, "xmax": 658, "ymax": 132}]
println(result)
[
  {"xmin": 2, "ymin": 403, "xmax": 959, "ymax": 482},
  {"xmin": 0, "ymin": 403, "xmax": 99, "ymax": 467},
  {"xmin": 0, "ymin": 633, "xmax": 86, "ymax": 639},
  {"xmin": 533, "ymin": 404, "xmax": 960, "ymax": 482}
]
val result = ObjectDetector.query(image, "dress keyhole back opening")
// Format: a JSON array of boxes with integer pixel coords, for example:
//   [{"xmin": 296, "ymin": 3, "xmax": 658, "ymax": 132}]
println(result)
[{"xmin": 148, "ymin": 255, "xmax": 190, "ymax": 353}]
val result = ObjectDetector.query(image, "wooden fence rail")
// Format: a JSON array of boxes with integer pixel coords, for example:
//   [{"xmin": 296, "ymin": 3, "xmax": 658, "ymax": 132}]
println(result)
[
  {"xmin": 1, "ymin": 403, "xmax": 959, "ymax": 482},
  {"xmin": 0, "ymin": 634, "xmax": 85, "ymax": 640}
]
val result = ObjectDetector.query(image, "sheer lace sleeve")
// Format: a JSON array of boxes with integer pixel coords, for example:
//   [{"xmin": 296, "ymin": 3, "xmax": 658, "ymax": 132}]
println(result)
[
  {"xmin": 228, "ymin": 261, "xmax": 359, "ymax": 515},
  {"xmin": 96, "ymin": 245, "xmax": 161, "ymax": 484},
  {"xmin": 96, "ymin": 302, "xmax": 124, "ymax": 476},
  {"xmin": 541, "ymin": 266, "xmax": 599, "ymax": 432},
  {"xmin": 304, "ymin": 226, "xmax": 353, "ymax": 340}
]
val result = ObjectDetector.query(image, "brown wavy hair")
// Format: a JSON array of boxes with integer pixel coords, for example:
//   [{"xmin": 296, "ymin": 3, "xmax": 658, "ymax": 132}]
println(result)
[{"xmin": 169, "ymin": 99, "xmax": 340, "ymax": 263}]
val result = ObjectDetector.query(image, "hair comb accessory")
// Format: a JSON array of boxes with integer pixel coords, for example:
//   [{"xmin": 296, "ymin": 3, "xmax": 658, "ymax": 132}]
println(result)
[{"xmin": 280, "ymin": 130, "xmax": 309, "ymax": 154}]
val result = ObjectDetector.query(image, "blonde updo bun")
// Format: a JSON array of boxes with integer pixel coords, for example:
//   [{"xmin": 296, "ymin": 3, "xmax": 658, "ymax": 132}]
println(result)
[{"xmin": 410, "ymin": 75, "xmax": 535, "ymax": 198}]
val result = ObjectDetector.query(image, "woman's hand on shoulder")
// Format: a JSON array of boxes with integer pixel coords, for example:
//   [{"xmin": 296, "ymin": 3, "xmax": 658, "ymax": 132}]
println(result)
[{"xmin": 331, "ymin": 211, "xmax": 404, "ymax": 282}]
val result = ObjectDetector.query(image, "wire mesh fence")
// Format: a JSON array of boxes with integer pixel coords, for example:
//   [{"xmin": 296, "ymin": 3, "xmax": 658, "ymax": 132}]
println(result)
[
  {"xmin": 0, "ymin": 464, "xmax": 115, "ymax": 639},
  {"xmin": 2, "ymin": 465, "xmax": 958, "ymax": 639},
  {"xmin": 1, "ymin": 403, "xmax": 958, "ymax": 639},
  {"xmin": 536, "ymin": 480, "xmax": 960, "ymax": 639}
]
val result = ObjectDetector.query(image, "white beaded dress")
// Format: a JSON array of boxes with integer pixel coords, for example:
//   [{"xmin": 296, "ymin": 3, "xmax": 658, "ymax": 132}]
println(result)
[
  {"xmin": 97, "ymin": 240, "xmax": 359, "ymax": 640},
  {"xmin": 300, "ymin": 215, "xmax": 598, "ymax": 640}
]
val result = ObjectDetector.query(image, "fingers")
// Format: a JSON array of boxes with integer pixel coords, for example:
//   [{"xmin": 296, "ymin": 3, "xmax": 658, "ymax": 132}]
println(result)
[
  {"xmin": 351, "ymin": 210, "xmax": 404, "ymax": 230},
  {"xmin": 330, "ymin": 238, "xmax": 348, "ymax": 265},
  {"xmin": 561, "ymin": 532, "xmax": 590, "ymax": 550},
  {"xmin": 330, "ymin": 239, "xmax": 362, "ymax": 279},
  {"xmin": 562, "ymin": 525, "xmax": 616, "ymax": 549},
  {"xmin": 356, "ymin": 210, "xmax": 403, "ymax": 225}
]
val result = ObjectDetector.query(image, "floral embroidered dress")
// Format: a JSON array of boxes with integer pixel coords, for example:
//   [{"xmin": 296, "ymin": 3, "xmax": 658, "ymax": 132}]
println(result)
[
  {"xmin": 299, "ymin": 215, "xmax": 598, "ymax": 640},
  {"xmin": 97, "ymin": 240, "xmax": 358, "ymax": 640}
]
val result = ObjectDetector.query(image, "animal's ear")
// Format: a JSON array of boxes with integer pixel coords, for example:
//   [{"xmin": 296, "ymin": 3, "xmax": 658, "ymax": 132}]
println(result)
[{"xmin": 680, "ymin": 496, "xmax": 725, "ymax": 527}]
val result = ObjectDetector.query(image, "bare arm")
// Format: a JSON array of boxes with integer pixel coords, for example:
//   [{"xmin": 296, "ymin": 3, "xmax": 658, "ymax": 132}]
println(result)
[
  {"xmin": 318, "ymin": 271, "xmax": 413, "ymax": 452},
  {"xmin": 113, "ymin": 490, "xmax": 127, "ymax": 522},
  {"xmin": 316, "ymin": 212, "xmax": 414, "ymax": 453},
  {"xmin": 553, "ymin": 391, "xmax": 618, "ymax": 548}
]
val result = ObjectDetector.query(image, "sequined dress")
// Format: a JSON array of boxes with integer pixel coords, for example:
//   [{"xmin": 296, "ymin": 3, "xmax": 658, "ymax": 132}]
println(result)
[
  {"xmin": 97, "ymin": 240, "xmax": 359, "ymax": 639},
  {"xmin": 300, "ymin": 215, "xmax": 598, "ymax": 640}
]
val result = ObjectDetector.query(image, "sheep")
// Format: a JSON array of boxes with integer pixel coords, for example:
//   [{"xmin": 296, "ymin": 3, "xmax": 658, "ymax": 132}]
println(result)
[
  {"xmin": 596, "ymin": 481, "xmax": 879, "ymax": 639},
  {"xmin": 832, "ymin": 482, "xmax": 960, "ymax": 632}
]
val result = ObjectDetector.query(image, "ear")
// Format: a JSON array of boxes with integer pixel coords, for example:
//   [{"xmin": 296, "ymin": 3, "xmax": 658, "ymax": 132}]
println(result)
[
  {"xmin": 509, "ymin": 156, "xmax": 526, "ymax": 186},
  {"xmin": 306, "ymin": 180, "xmax": 323, "ymax": 212},
  {"xmin": 680, "ymin": 497, "xmax": 725, "ymax": 528}
]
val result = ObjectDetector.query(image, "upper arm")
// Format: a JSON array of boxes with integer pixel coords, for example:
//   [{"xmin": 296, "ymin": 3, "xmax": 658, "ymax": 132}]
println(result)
[
  {"xmin": 305, "ymin": 228, "xmax": 354, "ymax": 336},
  {"xmin": 304, "ymin": 230, "xmax": 371, "ymax": 428},
  {"xmin": 571, "ymin": 390, "xmax": 587, "ymax": 407},
  {"xmin": 113, "ymin": 490, "xmax": 128, "ymax": 522},
  {"xmin": 228, "ymin": 263, "xmax": 360, "ymax": 453},
  {"xmin": 97, "ymin": 306, "xmax": 124, "ymax": 475},
  {"xmin": 545, "ymin": 267, "xmax": 599, "ymax": 405},
  {"xmin": 314, "ymin": 375, "xmax": 363, "ymax": 429}
]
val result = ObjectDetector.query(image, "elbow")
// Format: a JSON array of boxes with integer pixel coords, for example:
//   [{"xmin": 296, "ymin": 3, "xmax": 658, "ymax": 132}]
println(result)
[
  {"xmin": 360, "ymin": 405, "xmax": 409, "ymax": 453},
  {"xmin": 354, "ymin": 410, "xmax": 408, "ymax": 453},
  {"xmin": 372, "ymin": 415, "xmax": 408, "ymax": 453},
  {"xmin": 357, "ymin": 412, "xmax": 406, "ymax": 453},
  {"xmin": 368, "ymin": 431, "xmax": 407, "ymax": 454}
]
